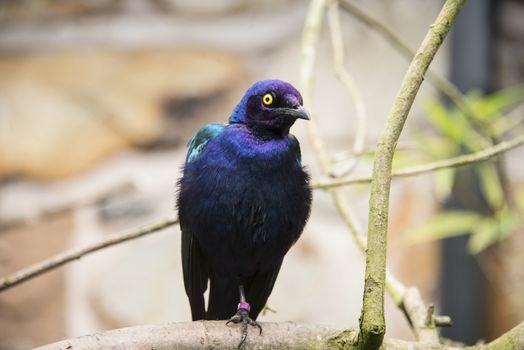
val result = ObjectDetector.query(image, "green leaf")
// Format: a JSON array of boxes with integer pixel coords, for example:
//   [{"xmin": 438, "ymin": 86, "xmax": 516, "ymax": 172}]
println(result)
[
  {"xmin": 477, "ymin": 163, "xmax": 504, "ymax": 209},
  {"xmin": 422, "ymin": 97, "xmax": 488, "ymax": 152},
  {"xmin": 433, "ymin": 168, "xmax": 455, "ymax": 201},
  {"xmin": 411, "ymin": 131, "xmax": 457, "ymax": 159},
  {"xmin": 515, "ymin": 184, "xmax": 524, "ymax": 215},
  {"xmin": 468, "ymin": 218, "xmax": 498, "ymax": 254},
  {"xmin": 405, "ymin": 211, "xmax": 482, "ymax": 244},
  {"xmin": 423, "ymin": 98, "xmax": 464, "ymax": 142},
  {"xmin": 473, "ymin": 85, "xmax": 524, "ymax": 122},
  {"xmin": 467, "ymin": 208, "xmax": 519, "ymax": 254},
  {"xmin": 496, "ymin": 208, "xmax": 520, "ymax": 241}
]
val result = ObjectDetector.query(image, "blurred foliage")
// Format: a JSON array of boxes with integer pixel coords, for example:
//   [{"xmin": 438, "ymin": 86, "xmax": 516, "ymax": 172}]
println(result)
[{"xmin": 403, "ymin": 85, "xmax": 524, "ymax": 254}]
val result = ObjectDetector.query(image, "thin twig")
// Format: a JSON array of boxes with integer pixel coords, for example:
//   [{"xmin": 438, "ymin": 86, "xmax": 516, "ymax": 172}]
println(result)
[
  {"xmin": 496, "ymin": 108, "xmax": 524, "ymax": 137},
  {"xmin": 3, "ymin": 127, "xmax": 520, "ymax": 294},
  {"xmin": 301, "ymin": 0, "xmax": 332, "ymax": 174},
  {"xmin": 402, "ymin": 289, "xmax": 439, "ymax": 343},
  {"xmin": 3, "ymin": 133, "xmax": 521, "ymax": 299},
  {"xmin": 300, "ymin": 2, "xmax": 456, "ymax": 345},
  {"xmin": 0, "ymin": 218, "xmax": 178, "ymax": 292},
  {"xmin": 0, "ymin": 7, "xmax": 513, "ymax": 349},
  {"xmin": 301, "ymin": 0, "xmax": 410, "ymax": 339},
  {"xmin": 312, "ymin": 133, "xmax": 524, "ymax": 190},
  {"xmin": 301, "ymin": 0, "xmax": 406, "ymax": 308},
  {"xmin": 425, "ymin": 304, "xmax": 435, "ymax": 327},
  {"xmin": 327, "ymin": 1, "xmax": 367, "ymax": 177},
  {"xmin": 332, "ymin": 191, "xmax": 405, "ymax": 306},
  {"xmin": 359, "ymin": 1, "xmax": 464, "ymax": 349},
  {"xmin": 339, "ymin": 0, "xmax": 497, "ymax": 136},
  {"xmin": 330, "ymin": 143, "xmax": 415, "ymax": 163}
]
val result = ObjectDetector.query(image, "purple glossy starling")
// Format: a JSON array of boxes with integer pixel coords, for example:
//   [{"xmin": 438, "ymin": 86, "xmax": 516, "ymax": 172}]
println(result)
[{"xmin": 177, "ymin": 79, "xmax": 312, "ymax": 347}]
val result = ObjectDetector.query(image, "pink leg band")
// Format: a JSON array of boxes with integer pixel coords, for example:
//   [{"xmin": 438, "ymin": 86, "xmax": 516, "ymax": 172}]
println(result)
[{"xmin": 238, "ymin": 301, "xmax": 251, "ymax": 312}]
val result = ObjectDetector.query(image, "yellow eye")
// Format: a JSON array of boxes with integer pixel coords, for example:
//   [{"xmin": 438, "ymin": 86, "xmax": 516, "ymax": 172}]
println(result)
[{"xmin": 262, "ymin": 93, "xmax": 273, "ymax": 105}]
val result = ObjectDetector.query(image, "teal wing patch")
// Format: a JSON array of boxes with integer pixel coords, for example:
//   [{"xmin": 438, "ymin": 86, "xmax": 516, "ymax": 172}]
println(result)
[
  {"xmin": 186, "ymin": 123, "xmax": 226, "ymax": 163},
  {"xmin": 289, "ymin": 134, "xmax": 302, "ymax": 164}
]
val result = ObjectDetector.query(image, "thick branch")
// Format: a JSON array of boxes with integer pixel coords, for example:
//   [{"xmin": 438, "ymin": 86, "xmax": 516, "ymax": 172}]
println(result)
[
  {"xmin": 33, "ymin": 321, "xmax": 524, "ymax": 350},
  {"xmin": 301, "ymin": 2, "xmax": 404, "ymax": 343},
  {"xmin": 312, "ymin": 133, "xmax": 524, "ymax": 189},
  {"xmin": 485, "ymin": 321, "xmax": 524, "ymax": 350},
  {"xmin": 359, "ymin": 1, "xmax": 465, "ymax": 349},
  {"xmin": 0, "ymin": 218, "xmax": 178, "ymax": 292},
  {"xmin": 34, "ymin": 322, "xmax": 339, "ymax": 350},
  {"xmin": 300, "ymin": 1, "xmax": 457, "ymax": 346}
]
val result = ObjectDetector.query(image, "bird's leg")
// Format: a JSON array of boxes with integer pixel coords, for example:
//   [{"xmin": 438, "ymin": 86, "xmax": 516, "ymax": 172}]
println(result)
[{"xmin": 225, "ymin": 285, "xmax": 262, "ymax": 348}]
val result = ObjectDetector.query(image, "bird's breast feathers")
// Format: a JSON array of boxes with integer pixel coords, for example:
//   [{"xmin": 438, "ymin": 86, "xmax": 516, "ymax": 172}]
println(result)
[{"xmin": 180, "ymin": 121, "xmax": 311, "ymax": 254}]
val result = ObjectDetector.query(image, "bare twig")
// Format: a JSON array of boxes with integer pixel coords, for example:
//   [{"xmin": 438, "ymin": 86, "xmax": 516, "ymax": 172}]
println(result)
[
  {"xmin": 0, "ymin": 218, "xmax": 178, "ymax": 292},
  {"xmin": 330, "ymin": 143, "xmax": 415, "ymax": 163},
  {"xmin": 339, "ymin": 0, "xmax": 496, "ymax": 135},
  {"xmin": 301, "ymin": 0, "xmax": 332, "ymax": 174},
  {"xmin": 0, "ymin": 180, "xmax": 136, "ymax": 228},
  {"xmin": 434, "ymin": 315, "xmax": 452, "ymax": 327},
  {"xmin": 3, "ymin": 127, "xmax": 519, "ymax": 295},
  {"xmin": 402, "ymin": 288, "xmax": 439, "ymax": 343},
  {"xmin": 301, "ymin": 0, "xmax": 407, "ymax": 316},
  {"xmin": 301, "ymin": 1, "xmax": 412, "ymax": 342},
  {"xmin": 327, "ymin": 1, "xmax": 367, "ymax": 176},
  {"xmin": 424, "ymin": 304, "xmax": 435, "ymax": 327},
  {"xmin": 3, "ymin": 132, "xmax": 521, "ymax": 294},
  {"xmin": 359, "ymin": 1, "xmax": 464, "ymax": 349},
  {"xmin": 312, "ymin": 133, "xmax": 524, "ymax": 189},
  {"xmin": 331, "ymin": 190, "xmax": 405, "ymax": 306},
  {"xmin": 300, "ymin": 2, "xmax": 460, "ymax": 346},
  {"xmin": 3, "ymin": 132, "xmax": 520, "ymax": 323}
]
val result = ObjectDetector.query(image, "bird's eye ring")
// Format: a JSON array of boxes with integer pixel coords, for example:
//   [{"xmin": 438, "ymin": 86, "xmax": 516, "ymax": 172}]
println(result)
[{"xmin": 262, "ymin": 93, "xmax": 274, "ymax": 106}]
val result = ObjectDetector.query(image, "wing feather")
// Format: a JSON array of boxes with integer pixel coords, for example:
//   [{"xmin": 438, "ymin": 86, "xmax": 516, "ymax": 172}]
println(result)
[
  {"xmin": 244, "ymin": 263, "xmax": 283, "ymax": 320},
  {"xmin": 186, "ymin": 123, "xmax": 225, "ymax": 163},
  {"xmin": 180, "ymin": 123, "xmax": 225, "ymax": 320}
]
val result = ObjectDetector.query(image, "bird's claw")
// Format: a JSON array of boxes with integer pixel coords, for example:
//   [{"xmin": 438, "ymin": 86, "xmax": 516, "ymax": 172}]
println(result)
[{"xmin": 226, "ymin": 307, "xmax": 262, "ymax": 348}]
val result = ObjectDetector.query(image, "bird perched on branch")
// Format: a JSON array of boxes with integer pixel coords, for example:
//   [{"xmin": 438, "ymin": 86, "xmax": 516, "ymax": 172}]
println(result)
[{"xmin": 177, "ymin": 79, "xmax": 312, "ymax": 348}]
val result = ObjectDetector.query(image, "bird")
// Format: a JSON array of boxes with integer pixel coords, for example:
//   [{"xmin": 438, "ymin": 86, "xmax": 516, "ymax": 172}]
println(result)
[{"xmin": 176, "ymin": 79, "xmax": 312, "ymax": 347}]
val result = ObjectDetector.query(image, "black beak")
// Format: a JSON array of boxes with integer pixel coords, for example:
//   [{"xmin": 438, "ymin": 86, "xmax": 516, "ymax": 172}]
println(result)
[{"xmin": 275, "ymin": 105, "xmax": 310, "ymax": 120}]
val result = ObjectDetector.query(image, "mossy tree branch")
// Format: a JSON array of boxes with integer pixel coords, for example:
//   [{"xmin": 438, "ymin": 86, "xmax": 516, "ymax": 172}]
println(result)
[
  {"xmin": 0, "ymin": 1, "xmax": 523, "ymax": 349},
  {"xmin": 300, "ymin": 1, "xmax": 458, "ymax": 347},
  {"xmin": 359, "ymin": 1, "xmax": 465, "ymax": 349},
  {"xmin": 33, "ymin": 320, "xmax": 524, "ymax": 350}
]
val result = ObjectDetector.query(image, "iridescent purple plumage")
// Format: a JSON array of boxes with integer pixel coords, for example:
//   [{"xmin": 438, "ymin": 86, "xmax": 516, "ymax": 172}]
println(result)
[{"xmin": 177, "ymin": 79, "xmax": 312, "ymax": 346}]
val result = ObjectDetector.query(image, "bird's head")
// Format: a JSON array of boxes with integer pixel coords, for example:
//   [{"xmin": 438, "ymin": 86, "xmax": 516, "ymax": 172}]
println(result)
[{"xmin": 229, "ymin": 79, "xmax": 309, "ymax": 136}]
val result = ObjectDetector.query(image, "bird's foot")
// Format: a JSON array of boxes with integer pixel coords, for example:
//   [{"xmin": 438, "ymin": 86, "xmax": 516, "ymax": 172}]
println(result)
[{"xmin": 225, "ymin": 302, "xmax": 262, "ymax": 349}]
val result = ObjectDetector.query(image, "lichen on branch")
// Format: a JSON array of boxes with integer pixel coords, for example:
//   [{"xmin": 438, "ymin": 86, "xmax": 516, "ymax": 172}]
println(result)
[{"xmin": 359, "ymin": 1, "xmax": 466, "ymax": 349}]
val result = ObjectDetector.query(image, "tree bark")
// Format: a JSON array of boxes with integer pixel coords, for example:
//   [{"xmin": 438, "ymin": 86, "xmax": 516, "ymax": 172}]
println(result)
[
  {"xmin": 359, "ymin": 1, "xmax": 466, "ymax": 348},
  {"xmin": 33, "ymin": 321, "xmax": 524, "ymax": 350}
]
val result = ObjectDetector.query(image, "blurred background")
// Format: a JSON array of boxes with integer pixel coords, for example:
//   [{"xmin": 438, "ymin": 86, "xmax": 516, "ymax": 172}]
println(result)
[{"xmin": 0, "ymin": 0, "xmax": 523, "ymax": 348}]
